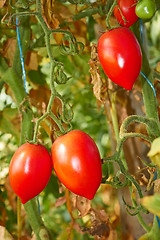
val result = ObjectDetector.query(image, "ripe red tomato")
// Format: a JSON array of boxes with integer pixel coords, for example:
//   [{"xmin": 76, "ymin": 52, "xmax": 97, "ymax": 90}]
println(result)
[
  {"xmin": 51, "ymin": 130, "xmax": 102, "ymax": 200},
  {"xmin": 113, "ymin": 0, "xmax": 138, "ymax": 28},
  {"xmin": 9, "ymin": 143, "xmax": 52, "ymax": 204},
  {"xmin": 97, "ymin": 27, "xmax": 142, "ymax": 90}
]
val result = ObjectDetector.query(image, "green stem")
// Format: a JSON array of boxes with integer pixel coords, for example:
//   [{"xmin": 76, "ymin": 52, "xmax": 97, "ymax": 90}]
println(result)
[
  {"xmin": 17, "ymin": 197, "xmax": 21, "ymax": 240},
  {"xmin": 129, "ymin": 186, "xmax": 151, "ymax": 232},
  {"xmin": 132, "ymin": 22, "xmax": 160, "ymax": 137},
  {"xmin": 106, "ymin": 0, "xmax": 117, "ymax": 29},
  {"xmin": 24, "ymin": 199, "xmax": 51, "ymax": 240},
  {"xmin": 137, "ymin": 213, "xmax": 151, "ymax": 233},
  {"xmin": 117, "ymin": 159, "xmax": 143, "ymax": 199},
  {"xmin": 119, "ymin": 115, "xmax": 160, "ymax": 140},
  {"xmin": 110, "ymin": 92, "xmax": 119, "ymax": 141}
]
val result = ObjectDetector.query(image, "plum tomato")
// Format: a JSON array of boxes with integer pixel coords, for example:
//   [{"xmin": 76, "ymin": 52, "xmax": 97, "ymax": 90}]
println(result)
[
  {"xmin": 9, "ymin": 143, "xmax": 52, "ymax": 204},
  {"xmin": 51, "ymin": 130, "xmax": 102, "ymax": 200},
  {"xmin": 113, "ymin": 0, "xmax": 138, "ymax": 28},
  {"xmin": 97, "ymin": 27, "xmax": 142, "ymax": 90}
]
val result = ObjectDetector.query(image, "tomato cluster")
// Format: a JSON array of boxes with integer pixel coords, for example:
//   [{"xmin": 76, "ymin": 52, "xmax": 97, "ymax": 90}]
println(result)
[
  {"xmin": 9, "ymin": 131, "xmax": 102, "ymax": 203},
  {"xmin": 97, "ymin": 0, "xmax": 156, "ymax": 90},
  {"xmin": 99, "ymin": 0, "xmax": 157, "ymax": 90},
  {"xmin": 9, "ymin": 0, "xmax": 157, "ymax": 204},
  {"xmin": 113, "ymin": 0, "xmax": 156, "ymax": 25}
]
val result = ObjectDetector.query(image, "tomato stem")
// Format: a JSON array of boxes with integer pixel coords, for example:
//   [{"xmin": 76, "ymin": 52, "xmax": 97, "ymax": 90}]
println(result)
[
  {"xmin": 106, "ymin": 0, "xmax": 118, "ymax": 29},
  {"xmin": 17, "ymin": 197, "xmax": 21, "ymax": 240}
]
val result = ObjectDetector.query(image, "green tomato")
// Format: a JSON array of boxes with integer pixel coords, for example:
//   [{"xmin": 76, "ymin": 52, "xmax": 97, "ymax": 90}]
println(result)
[{"xmin": 135, "ymin": 0, "xmax": 156, "ymax": 19}]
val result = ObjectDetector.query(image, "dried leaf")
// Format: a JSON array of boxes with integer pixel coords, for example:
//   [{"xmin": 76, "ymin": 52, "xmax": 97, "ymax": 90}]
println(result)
[
  {"xmin": 72, "ymin": 195, "xmax": 91, "ymax": 218},
  {"xmin": 146, "ymin": 167, "xmax": 156, "ymax": 191},
  {"xmin": 26, "ymin": 51, "xmax": 38, "ymax": 71},
  {"xmin": 107, "ymin": 230, "xmax": 117, "ymax": 240},
  {"xmin": 0, "ymin": 0, "xmax": 6, "ymax": 9},
  {"xmin": 41, "ymin": 0, "xmax": 60, "ymax": 29},
  {"xmin": 0, "ymin": 226, "xmax": 13, "ymax": 240},
  {"xmin": 72, "ymin": 222, "xmax": 84, "ymax": 234},
  {"xmin": 2, "ymin": 38, "xmax": 16, "ymax": 66},
  {"xmin": 154, "ymin": 179, "xmax": 160, "ymax": 194},
  {"xmin": 81, "ymin": 208, "xmax": 110, "ymax": 238},
  {"xmin": 89, "ymin": 43, "xmax": 107, "ymax": 102},
  {"xmin": 90, "ymin": 208, "xmax": 109, "ymax": 223},
  {"xmin": 55, "ymin": 196, "xmax": 66, "ymax": 207}
]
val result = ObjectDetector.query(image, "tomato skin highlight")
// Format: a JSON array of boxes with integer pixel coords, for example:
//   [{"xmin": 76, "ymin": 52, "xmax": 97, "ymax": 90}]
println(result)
[
  {"xmin": 51, "ymin": 130, "xmax": 102, "ymax": 200},
  {"xmin": 135, "ymin": 0, "xmax": 156, "ymax": 20},
  {"xmin": 97, "ymin": 27, "xmax": 142, "ymax": 90},
  {"xmin": 113, "ymin": 0, "xmax": 138, "ymax": 28},
  {"xmin": 9, "ymin": 143, "xmax": 52, "ymax": 204}
]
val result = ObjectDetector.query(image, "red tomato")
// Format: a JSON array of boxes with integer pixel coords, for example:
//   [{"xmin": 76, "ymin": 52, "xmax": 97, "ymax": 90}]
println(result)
[
  {"xmin": 51, "ymin": 130, "xmax": 102, "ymax": 200},
  {"xmin": 97, "ymin": 27, "xmax": 142, "ymax": 90},
  {"xmin": 113, "ymin": 0, "xmax": 138, "ymax": 28},
  {"xmin": 9, "ymin": 143, "xmax": 52, "ymax": 204}
]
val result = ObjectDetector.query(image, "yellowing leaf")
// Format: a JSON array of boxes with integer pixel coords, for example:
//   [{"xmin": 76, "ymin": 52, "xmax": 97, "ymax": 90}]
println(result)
[
  {"xmin": 141, "ymin": 193, "xmax": 160, "ymax": 217},
  {"xmin": 147, "ymin": 137, "xmax": 160, "ymax": 167}
]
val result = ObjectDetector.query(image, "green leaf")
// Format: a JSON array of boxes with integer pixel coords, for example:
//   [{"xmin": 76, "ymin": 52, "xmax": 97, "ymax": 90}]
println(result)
[
  {"xmin": 28, "ymin": 66, "xmax": 47, "ymax": 86},
  {"xmin": 86, "ymin": 15, "xmax": 96, "ymax": 42},
  {"xmin": 141, "ymin": 193, "xmax": 160, "ymax": 216}
]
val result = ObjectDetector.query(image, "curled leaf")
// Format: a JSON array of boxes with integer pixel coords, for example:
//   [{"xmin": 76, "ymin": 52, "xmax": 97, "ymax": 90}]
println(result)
[{"xmin": 89, "ymin": 43, "xmax": 107, "ymax": 102}]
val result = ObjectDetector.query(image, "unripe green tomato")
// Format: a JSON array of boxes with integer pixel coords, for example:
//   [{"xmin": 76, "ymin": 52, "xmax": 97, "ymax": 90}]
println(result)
[{"xmin": 135, "ymin": 0, "xmax": 156, "ymax": 19}]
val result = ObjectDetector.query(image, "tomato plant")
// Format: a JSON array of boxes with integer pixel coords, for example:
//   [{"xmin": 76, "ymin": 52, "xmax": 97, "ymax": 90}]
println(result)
[
  {"xmin": 9, "ymin": 143, "xmax": 52, "ymax": 204},
  {"xmin": 51, "ymin": 130, "xmax": 102, "ymax": 200},
  {"xmin": 97, "ymin": 27, "xmax": 142, "ymax": 90},
  {"xmin": 135, "ymin": 0, "xmax": 156, "ymax": 19},
  {"xmin": 113, "ymin": 0, "xmax": 138, "ymax": 28}
]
